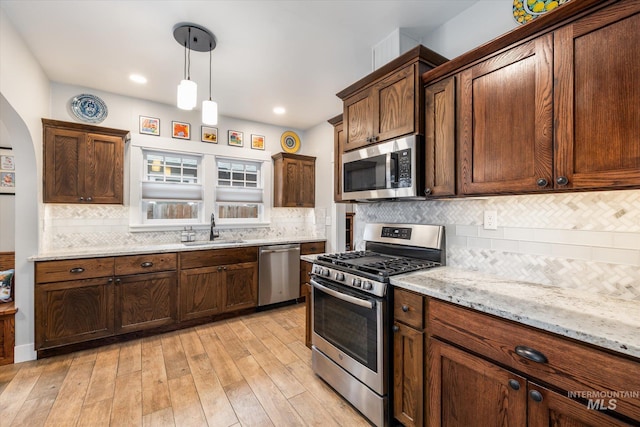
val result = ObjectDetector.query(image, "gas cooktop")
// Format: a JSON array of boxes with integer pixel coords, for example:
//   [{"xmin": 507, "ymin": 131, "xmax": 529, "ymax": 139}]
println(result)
[{"xmin": 316, "ymin": 251, "xmax": 440, "ymax": 278}]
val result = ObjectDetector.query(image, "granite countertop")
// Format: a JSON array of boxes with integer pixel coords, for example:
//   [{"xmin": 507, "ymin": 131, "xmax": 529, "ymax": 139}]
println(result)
[
  {"xmin": 30, "ymin": 237, "xmax": 326, "ymax": 261},
  {"xmin": 390, "ymin": 266, "xmax": 640, "ymax": 359}
]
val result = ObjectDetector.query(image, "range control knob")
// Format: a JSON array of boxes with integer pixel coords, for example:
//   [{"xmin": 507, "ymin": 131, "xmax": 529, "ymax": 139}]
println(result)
[
  {"xmin": 363, "ymin": 281, "xmax": 373, "ymax": 291},
  {"xmin": 322, "ymin": 268, "xmax": 330, "ymax": 277},
  {"xmin": 335, "ymin": 272, "xmax": 345, "ymax": 281},
  {"xmin": 312, "ymin": 266, "xmax": 320, "ymax": 275},
  {"xmin": 352, "ymin": 278, "xmax": 362, "ymax": 288}
]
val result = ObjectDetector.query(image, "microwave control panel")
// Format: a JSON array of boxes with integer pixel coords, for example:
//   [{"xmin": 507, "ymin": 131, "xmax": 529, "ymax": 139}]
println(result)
[{"xmin": 397, "ymin": 149, "xmax": 411, "ymax": 187}]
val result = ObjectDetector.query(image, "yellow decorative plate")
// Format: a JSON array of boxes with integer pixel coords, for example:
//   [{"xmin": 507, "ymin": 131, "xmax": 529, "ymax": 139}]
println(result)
[
  {"xmin": 512, "ymin": 0, "xmax": 570, "ymax": 24},
  {"xmin": 280, "ymin": 131, "xmax": 301, "ymax": 153}
]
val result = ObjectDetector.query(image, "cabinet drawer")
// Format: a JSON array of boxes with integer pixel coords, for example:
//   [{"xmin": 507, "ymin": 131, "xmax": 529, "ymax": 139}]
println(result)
[
  {"xmin": 115, "ymin": 253, "xmax": 177, "ymax": 275},
  {"xmin": 394, "ymin": 288, "xmax": 425, "ymax": 330},
  {"xmin": 36, "ymin": 258, "xmax": 115, "ymax": 284},
  {"xmin": 180, "ymin": 247, "xmax": 258, "ymax": 269},
  {"xmin": 300, "ymin": 241, "xmax": 326, "ymax": 255},
  {"xmin": 429, "ymin": 299, "xmax": 640, "ymax": 421}
]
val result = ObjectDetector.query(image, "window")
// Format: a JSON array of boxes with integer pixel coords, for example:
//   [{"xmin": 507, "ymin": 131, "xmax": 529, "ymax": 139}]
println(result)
[
  {"xmin": 215, "ymin": 158, "xmax": 264, "ymax": 223},
  {"xmin": 141, "ymin": 151, "xmax": 203, "ymax": 223}
]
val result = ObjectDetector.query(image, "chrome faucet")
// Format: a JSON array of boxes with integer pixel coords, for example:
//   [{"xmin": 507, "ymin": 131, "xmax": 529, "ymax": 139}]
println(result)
[{"xmin": 209, "ymin": 213, "xmax": 220, "ymax": 241}]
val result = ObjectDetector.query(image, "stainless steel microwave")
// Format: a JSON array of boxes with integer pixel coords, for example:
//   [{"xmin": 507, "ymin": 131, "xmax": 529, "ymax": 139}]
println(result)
[{"xmin": 342, "ymin": 135, "xmax": 424, "ymax": 201}]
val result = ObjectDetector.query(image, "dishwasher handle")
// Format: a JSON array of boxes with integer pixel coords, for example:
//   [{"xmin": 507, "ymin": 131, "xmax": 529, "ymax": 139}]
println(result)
[
  {"xmin": 259, "ymin": 244, "xmax": 300, "ymax": 254},
  {"xmin": 261, "ymin": 248, "xmax": 299, "ymax": 254}
]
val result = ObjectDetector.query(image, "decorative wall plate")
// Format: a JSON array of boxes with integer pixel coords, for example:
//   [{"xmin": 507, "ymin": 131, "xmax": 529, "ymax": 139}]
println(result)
[
  {"xmin": 280, "ymin": 131, "xmax": 301, "ymax": 153},
  {"xmin": 512, "ymin": 0, "xmax": 570, "ymax": 24},
  {"xmin": 70, "ymin": 93, "xmax": 108, "ymax": 123}
]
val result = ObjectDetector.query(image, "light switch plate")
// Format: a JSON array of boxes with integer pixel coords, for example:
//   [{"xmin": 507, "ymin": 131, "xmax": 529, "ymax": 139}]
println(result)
[{"xmin": 484, "ymin": 210, "xmax": 498, "ymax": 230}]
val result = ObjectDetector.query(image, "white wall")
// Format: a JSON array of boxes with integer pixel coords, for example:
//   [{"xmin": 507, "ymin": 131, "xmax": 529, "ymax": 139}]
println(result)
[{"xmin": 0, "ymin": 8, "xmax": 50, "ymax": 362}]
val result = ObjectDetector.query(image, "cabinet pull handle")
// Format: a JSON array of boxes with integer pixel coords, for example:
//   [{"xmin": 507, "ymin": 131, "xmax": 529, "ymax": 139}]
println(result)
[
  {"xmin": 70, "ymin": 267, "xmax": 85, "ymax": 274},
  {"xmin": 529, "ymin": 390, "xmax": 543, "ymax": 402},
  {"xmin": 556, "ymin": 176, "xmax": 569, "ymax": 186},
  {"xmin": 536, "ymin": 178, "xmax": 548, "ymax": 188},
  {"xmin": 392, "ymin": 325, "xmax": 400, "ymax": 333},
  {"xmin": 401, "ymin": 305, "xmax": 409, "ymax": 312},
  {"xmin": 508, "ymin": 379, "xmax": 520, "ymax": 391},
  {"xmin": 515, "ymin": 345, "xmax": 548, "ymax": 363},
  {"xmin": 140, "ymin": 261, "xmax": 153, "ymax": 268}
]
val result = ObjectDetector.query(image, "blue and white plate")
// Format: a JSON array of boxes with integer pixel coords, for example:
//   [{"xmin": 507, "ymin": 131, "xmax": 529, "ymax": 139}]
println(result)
[{"xmin": 70, "ymin": 93, "xmax": 108, "ymax": 123}]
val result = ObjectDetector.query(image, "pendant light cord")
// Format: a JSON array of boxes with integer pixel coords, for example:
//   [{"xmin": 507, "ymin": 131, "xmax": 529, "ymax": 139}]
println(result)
[
  {"xmin": 187, "ymin": 27, "xmax": 192, "ymax": 80},
  {"xmin": 209, "ymin": 43, "xmax": 212, "ymax": 101}
]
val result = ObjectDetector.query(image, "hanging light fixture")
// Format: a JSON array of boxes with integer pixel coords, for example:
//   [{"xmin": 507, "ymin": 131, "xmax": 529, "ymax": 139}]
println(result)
[
  {"xmin": 202, "ymin": 42, "xmax": 218, "ymax": 125},
  {"xmin": 173, "ymin": 23, "xmax": 217, "ymax": 113}
]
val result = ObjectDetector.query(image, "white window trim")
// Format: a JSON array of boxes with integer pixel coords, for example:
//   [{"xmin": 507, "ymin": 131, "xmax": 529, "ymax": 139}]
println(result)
[{"xmin": 128, "ymin": 135, "xmax": 273, "ymax": 232}]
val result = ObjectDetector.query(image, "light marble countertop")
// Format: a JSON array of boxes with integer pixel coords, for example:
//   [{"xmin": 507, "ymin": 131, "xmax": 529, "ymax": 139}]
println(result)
[
  {"xmin": 30, "ymin": 237, "xmax": 326, "ymax": 261},
  {"xmin": 390, "ymin": 266, "xmax": 640, "ymax": 359}
]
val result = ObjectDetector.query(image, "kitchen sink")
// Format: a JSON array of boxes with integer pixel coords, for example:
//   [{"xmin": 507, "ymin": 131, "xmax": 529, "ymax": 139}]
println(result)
[{"xmin": 183, "ymin": 239, "xmax": 245, "ymax": 246}]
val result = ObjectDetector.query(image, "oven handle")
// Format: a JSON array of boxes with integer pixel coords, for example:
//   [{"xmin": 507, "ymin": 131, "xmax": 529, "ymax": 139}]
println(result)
[{"xmin": 311, "ymin": 279, "xmax": 374, "ymax": 309}]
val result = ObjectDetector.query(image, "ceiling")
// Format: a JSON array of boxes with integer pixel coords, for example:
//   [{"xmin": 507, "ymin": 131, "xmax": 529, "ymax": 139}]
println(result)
[{"xmin": 1, "ymin": 0, "xmax": 478, "ymax": 130}]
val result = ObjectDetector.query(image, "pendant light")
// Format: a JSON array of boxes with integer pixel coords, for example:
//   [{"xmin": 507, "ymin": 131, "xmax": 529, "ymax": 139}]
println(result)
[
  {"xmin": 173, "ymin": 23, "xmax": 217, "ymax": 113},
  {"xmin": 202, "ymin": 43, "xmax": 218, "ymax": 125}
]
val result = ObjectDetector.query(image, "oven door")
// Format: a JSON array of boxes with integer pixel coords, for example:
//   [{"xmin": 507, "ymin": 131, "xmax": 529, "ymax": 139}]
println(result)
[{"xmin": 311, "ymin": 277, "xmax": 386, "ymax": 395}]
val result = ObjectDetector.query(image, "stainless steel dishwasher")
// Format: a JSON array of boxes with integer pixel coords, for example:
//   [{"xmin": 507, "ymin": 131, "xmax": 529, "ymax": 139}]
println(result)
[{"xmin": 258, "ymin": 243, "xmax": 301, "ymax": 306}]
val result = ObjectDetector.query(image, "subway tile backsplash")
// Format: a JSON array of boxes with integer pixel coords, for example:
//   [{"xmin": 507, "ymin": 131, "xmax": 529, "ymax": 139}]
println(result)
[{"xmin": 355, "ymin": 190, "xmax": 640, "ymax": 301}]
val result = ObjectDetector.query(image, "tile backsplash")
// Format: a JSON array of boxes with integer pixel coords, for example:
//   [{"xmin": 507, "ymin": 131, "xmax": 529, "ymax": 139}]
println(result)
[
  {"xmin": 355, "ymin": 190, "xmax": 640, "ymax": 301},
  {"xmin": 42, "ymin": 205, "xmax": 325, "ymax": 250}
]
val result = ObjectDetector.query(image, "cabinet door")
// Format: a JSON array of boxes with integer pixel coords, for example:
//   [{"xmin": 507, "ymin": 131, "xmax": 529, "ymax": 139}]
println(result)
[
  {"xmin": 84, "ymin": 133, "xmax": 124, "ymax": 203},
  {"xmin": 179, "ymin": 266, "xmax": 222, "ymax": 321},
  {"xmin": 343, "ymin": 89, "xmax": 375, "ymax": 151},
  {"xmin": 428, "ymin": 338, "xmax": 527, "ymax": 426},
  {"xmin": 35, "ymin": 278, "xmax": 114, "ymax": 349},
  {"xmin": 221, "ymin": 262, "xmax": 258, "ymax": 312},
  {"xmin": 375, "ymin": 64, "xmax": 416, "ymax": 143},
  {"xmin": 554, "ymin": 2, "xmax": 640, "ymax": 190},
  {"xmin": 393, "ymin": 321, "xmax": 424, "ymax": 427},
  {"xmin": 528, "ymin": 383, "xmax": 630, "ymax": 427},
  {"xmin": 281, "ymin": 158, "xmax": 300, "ymax": 207},
  {"xmin": 115, "ymin": 271, "xmax": 177, "ymax": 334},
  {"xmin": 425, "ymin": 76, "xmax": 456, "ymax": 197},
  {"xmin": 299, "ymin": 160, "xmax": 315, "ymax": 207},
  {"xmin": 43, "ymin": 127, "xmax": 86, "ymax": 203},
  {"xmin": 459, "ymin": 34, "xmax": 553, "ymax": 195},
  {"xmin": 333, "ymin": 121, "xmax": 347, "ymax": 202}
]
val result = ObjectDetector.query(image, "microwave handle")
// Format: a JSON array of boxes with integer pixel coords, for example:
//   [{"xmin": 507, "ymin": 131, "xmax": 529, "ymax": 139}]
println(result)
[{"xmin": 388, "ymin": 152, "xmax": 398, "ymax": 186}]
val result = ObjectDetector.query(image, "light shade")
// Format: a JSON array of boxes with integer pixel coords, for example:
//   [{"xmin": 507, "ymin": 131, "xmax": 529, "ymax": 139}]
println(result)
[
  {"xmin": 177, "ymin": 79, "xmax": 197, "ymax": 110},
  {"xmin": 202, "ymin": 99, "xmax": 218, "ymax": 125}
]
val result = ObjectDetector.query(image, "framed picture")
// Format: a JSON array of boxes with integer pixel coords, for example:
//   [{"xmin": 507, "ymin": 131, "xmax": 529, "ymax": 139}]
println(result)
[
  {"xmin": 0, "ymin": 148, "xmax": 15, "ymax": 195},
  {"xmin": 172, "ymin": 121, "xmax": 190, "ymax": 140},
  {"xmin": 228, "ymin": 130, "xmax": 243, "ymax": 147},
  {"xmin": 251, "ymin": 134, "xmax": 265, "ymax": 150},
  {"xmin": 201, "ymin": 126, "xmax": 218, "ymax": 143},
  {"xmin": 139, "ymin": 116, "xmax": 160, "ymax": 136}
]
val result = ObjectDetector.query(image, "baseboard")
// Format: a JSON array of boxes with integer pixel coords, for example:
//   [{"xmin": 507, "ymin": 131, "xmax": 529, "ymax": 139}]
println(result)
[{"xmin": 14, "ymin": 343, "xmax": 37, "ymax": 363}]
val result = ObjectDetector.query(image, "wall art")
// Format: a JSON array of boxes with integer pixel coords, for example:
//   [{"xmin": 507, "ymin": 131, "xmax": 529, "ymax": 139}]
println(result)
[
  {"xmin": 172, "ymin": 121, "xmax": 191, "ymax": 140},
  {"xmin": 139, "ymin": 116, "xmax": 160, "ymax": 136}
]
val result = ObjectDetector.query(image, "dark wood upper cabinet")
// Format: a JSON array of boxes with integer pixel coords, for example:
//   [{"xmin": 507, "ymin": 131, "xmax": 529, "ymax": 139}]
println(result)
[
  {"xmin": 337, "ymin": 45, "xmax": 448, "ymax": 153},
  {"xmin": 272, "ymin": 152, "xmax": 316, "ymax": 208},
  {"xmin": 328, "ymin": 114, "xmax": 353, "ymax": 203},
  {"xmin": 424, "ymin": 76, "xmax": 457, "ymax": 197},
  {"xmin": 43, "ymin": 119, "xmax": 129, "ymax": 204},
  {"xmin": 458, "ymin": 34, "xmax": 554, "ymax": 195},
  {"xmin": 554, "ymin": 2, "xmax": 640, "ymax": 190}
]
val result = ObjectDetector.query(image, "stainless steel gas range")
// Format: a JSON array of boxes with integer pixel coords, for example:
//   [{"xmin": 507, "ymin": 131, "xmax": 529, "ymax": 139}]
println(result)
[{"xmin": 310, "ymin": 223, "xmax": 445, "ymax": 427}]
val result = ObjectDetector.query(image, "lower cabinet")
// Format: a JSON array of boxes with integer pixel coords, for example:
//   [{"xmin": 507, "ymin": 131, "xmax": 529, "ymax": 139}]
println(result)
[
  {"xmin": 115, "ymin": 271, "xmax": 177, "ymax": 334},
  {"xmin": 36, "ymin": 277, "xmax": 115, "ymax": 349},
  {"xmin": 179, "ymin": 266, "xmax": 223, "ymax": 321},
  {"xmin": 300, "ymin": 241, "xmax": 326, "ymax": 349},
  {"xmin": 221, "ymin": 262, "xmax": 258, "ymax": 312},
  {"xmin": 391, "ymin": 290, "xmax": 640, "ymax": 426}
]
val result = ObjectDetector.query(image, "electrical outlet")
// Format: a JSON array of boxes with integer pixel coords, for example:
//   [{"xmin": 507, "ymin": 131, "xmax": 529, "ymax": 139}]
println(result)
[{"xmin": 484, "ymin": 210, "xmax": 498, "ymax": 230}]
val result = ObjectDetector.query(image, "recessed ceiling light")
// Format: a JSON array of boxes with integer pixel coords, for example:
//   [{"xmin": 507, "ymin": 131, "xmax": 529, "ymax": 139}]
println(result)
[
  {"xmin": 129, "ymin": 74, "xmax": 147, "ymax": 84},
  {"xmin": 273, "ymin": 106, "xmax": 286, "ymax": 115}
]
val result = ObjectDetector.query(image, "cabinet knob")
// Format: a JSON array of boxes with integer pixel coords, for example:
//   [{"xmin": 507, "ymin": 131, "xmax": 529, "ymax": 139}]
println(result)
[
  {"xmin": 556, "ymin": 176, "xmax": 569, "ymax": 186},
  {"xmin": 536, "ymin": 178, "xmax": 548, "ymax": 188},
  {"xmin": 69, "ymin": 267, "xmax": 85, "ymax": 274},
  {"xmin": 529, "ymin": 390, "xmax": 543, "ymax": 402},
  {"xmin": 424, "ymin": 188, "xmax": 432, "ymax": 196},
  {"xmin": 508, "ymin": 379, "xmax": 520, "ymax": 391},
  {"xmin": 115, "ymin": 278, "xmax": 121, "ymax": 285},
  {"xmin": 401, "ymin": 305, "xmax": 409, "ymax": 312},
  {"xmin": 79, "ymin": 197, "xmax": 84, "ymax": 201},
  {"xmin": 140, "ymin": 261, "xmax": 153, "ymax": 268},
  {"xmin": 392, "ymin": 325, "xmax": 400, "ymax": 333},
  {"xmin": 217, "ymin": 267, "xmax": 223, "ymax": 272},
  {"xmin": 86, "ymin": 196, "xmax": 93, "ymax": 202},
  {"xmin": 515, "ymin": 345, "xmax": 548, "ymax": 364}
]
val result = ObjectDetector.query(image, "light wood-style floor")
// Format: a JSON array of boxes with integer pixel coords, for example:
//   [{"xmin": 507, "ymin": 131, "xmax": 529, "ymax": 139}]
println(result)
[{"xmin": 0, "ymin": 303, "xmax": 371, "ymax": 426}]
